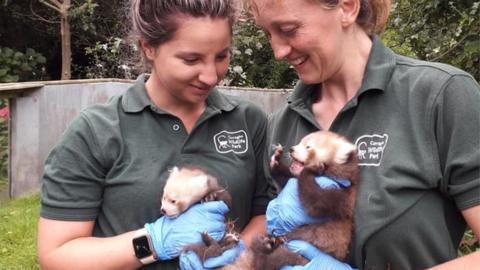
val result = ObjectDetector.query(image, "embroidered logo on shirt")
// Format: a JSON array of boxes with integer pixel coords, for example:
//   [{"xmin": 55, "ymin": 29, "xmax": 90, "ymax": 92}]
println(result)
[
  {"xmin": 355, "ymin": 134, "xmax": 388, "ymax": 166},
  {"xmin": 213, "ymin": 130, "xmax": 248, "ymax": 154}
]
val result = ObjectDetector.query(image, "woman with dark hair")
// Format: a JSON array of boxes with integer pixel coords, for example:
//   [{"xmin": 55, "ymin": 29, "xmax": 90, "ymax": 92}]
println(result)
[
  {"xmin": 37, "ymin": 0, "xmax": 273, "ymax": 269},
  {"xmin": 247, "ymin": 0, "xmax": 480, "ymax": 269}
]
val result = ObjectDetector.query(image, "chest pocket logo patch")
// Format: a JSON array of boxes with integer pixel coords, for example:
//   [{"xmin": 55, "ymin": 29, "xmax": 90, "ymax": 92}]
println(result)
[
  {"xmin": 214, "ymin": 130, "xmax": 248, "ymax": 154},
  {"xmin": 355, "ymin": 134, "xmax": 388, "ymax": 166}
]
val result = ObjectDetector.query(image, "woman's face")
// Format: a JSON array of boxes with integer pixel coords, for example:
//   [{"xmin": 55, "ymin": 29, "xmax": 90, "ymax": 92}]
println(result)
[
  {"xmin": 145, "ymin": 16, "xmax": 231, "ymax": 105},
  {"xmin": 252, "ymin": 0, "xmax": 346, "ymax": 84}
]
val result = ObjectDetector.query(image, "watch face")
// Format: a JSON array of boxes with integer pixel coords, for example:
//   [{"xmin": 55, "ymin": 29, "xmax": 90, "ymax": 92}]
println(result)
[{"xmin": 133, "ymin": 235, "xmax": 153, "ymax": 258}]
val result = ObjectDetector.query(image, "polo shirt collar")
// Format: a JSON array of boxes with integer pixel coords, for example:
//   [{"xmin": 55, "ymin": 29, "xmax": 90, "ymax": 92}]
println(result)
[
  {"xmin": 122, "ymin": 74, "xmax": 237, "ymax": 113},
  {"xmin": 122, "ymin": 74, "xmax": 151, "ymax": 113},
  {"xmin": 358, "ymin": 35, "xmax": 396, "ymax": 94},
  {"xmin": 206, "ymin": 88, "xmax": 238, "ymax": 112}
]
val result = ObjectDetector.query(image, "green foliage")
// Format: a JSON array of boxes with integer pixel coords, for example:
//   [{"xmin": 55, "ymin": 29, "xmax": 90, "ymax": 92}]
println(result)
[
  {"xmin": 0, "ymin": 47, "xmax": 46, "ymax": 83},
  {"xmin": 78, "ymin": 37, "xmax": 137, "ymax": 79},
  {"xmin": 225, "ymin": 17, "xmax": 298, "ymax": 88},
  {"xmin": 70, "ymin": 0, "xmax": 100, "ymax": 33},
  {"xmin": 0, "ymin": 194, "xmax": 40, "ymax": 269},
  {"xmin": 458, "ymin": 228, "xmax": 480, "ymax": 256},
  {"xmin": 384, "ymin": 0, "xmax": 480, "ymax": 81}
]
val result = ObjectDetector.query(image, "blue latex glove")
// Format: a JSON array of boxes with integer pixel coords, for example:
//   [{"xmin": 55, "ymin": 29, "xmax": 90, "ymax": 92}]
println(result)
[
  {"xmin": 145, "ymin": 201, "xmax": 228, "ymax": 260},
  {"xmin": 179, "ymin": 240, "xmax": 246, "ymax": 270},
  {"xmin": 281, "ymin": 240, "xmax": 355, "ymax": 270},
  {"xmin": 267, "ymin": 177, "xmax": 346, "ymax": 236}
]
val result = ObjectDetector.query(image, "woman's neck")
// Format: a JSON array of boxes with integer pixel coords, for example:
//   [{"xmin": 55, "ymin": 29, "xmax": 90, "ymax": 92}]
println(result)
[
  {"xmin": 145, "ymin": 74, "xmax": 206, "ymax": 133},
  {"xmin": 319, "ymin": 29, "xmax": 372, "ymax": 104}
]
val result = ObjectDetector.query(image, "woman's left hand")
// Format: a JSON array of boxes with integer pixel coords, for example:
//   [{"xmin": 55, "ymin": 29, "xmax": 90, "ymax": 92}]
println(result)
[
  {"xmin": 179, "ymin": 240, "xmax": 246, "ymax": 269},
  {"xmin": 280, "ymin": 240, "xmax": 356, "ymax": 270}
]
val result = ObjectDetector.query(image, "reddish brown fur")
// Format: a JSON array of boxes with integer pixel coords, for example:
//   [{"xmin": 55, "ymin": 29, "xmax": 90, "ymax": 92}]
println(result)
[
  {"xmin": 165, "ymin": 165, "xmax": 238, "ymax": 262},
  {"xmin": 266, "ymin": 131, "xmax": 359, "ymax": 266}
]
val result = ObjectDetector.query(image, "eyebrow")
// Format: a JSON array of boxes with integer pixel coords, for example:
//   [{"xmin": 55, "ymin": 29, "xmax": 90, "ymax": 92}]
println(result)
[{"xmin": 175, "ymin": 47, "xmax": 230, "ymax": 58}]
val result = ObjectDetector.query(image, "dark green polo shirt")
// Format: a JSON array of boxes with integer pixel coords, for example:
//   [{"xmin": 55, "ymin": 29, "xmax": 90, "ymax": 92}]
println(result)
[
  {"xmin": 41, "ymin": 74, "xmax": 274, "ymax": 269},
  {"xmin": 267, "ymin": 36, "xmax": 480, "ymax": 269}
]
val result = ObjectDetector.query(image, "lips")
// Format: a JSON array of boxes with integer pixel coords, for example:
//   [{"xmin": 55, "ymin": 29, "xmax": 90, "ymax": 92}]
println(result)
[
  {"xmin": 289, "ymin": 56, "xmax": 307, "ymax": 67},
  {"xmin": 191, "ymin": 84, "xmax": 211, "ymax": 94}
]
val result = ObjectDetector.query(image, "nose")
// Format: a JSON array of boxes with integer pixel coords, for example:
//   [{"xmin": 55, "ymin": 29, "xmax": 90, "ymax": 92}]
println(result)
[
  {"xmin": 270, "ymin": 35, "xmax": 291, "ymax": 60},
  {"xmin": 160, "ymin": 208, "xmax": 166, "ymax": 215},
  {"xmin": 198, "ymin": 63, "xmax": 219, "ymax": 86}
]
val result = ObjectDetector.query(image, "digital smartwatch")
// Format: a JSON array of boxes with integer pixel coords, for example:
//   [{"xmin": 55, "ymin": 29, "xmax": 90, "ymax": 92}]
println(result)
[{"xmin": 132, "ymin": 228, "xmax": 157, "ymax": 265}]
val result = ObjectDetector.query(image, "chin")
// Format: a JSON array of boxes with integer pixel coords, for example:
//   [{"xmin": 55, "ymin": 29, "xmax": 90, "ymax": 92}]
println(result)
[{"xmin": 298, "ymin": 73, "xmax": 323, "ymax": 85}]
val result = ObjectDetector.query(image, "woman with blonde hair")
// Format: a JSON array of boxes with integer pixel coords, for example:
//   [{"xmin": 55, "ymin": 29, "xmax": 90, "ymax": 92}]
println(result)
[{"xmin": 248, "ymin": 0, "xmax": 480, "ymax": 269}]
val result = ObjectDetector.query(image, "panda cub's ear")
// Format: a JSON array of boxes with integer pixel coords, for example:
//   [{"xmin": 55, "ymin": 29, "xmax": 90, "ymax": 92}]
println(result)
[
  {"xmin": 334, "ymin": 140, "xmax": 357, "ymax": 164},
  {"xmin": 190, "ymin": 175, "xmax": 210, "ymax": 190}
]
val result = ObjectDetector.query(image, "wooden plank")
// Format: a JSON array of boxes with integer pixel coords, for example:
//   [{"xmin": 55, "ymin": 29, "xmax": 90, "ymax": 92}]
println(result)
[{"xmin": 0, "ymin": 82, "xmax": 45, "ymax": 98}]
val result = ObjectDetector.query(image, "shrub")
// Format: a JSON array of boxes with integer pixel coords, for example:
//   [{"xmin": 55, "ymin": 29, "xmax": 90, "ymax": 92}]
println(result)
[
  {"xmin": 0, "ymin": 47, "xmax": 47, "ymax": 83},
  {"xmin": 224, "ymin": 16, "xmax": 297, "ymax": 88}
]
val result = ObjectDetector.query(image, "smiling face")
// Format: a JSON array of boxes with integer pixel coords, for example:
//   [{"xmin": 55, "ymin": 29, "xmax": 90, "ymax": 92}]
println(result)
[
  {"xmin": 143, "ymin": 15, "xmax": 231, "ymax": 106},
  {"xmin": 252, "ymin": 0, "xmax": 347, "ymax": 84}
]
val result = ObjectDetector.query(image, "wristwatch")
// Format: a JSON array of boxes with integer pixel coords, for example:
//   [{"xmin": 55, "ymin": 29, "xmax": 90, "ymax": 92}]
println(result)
[{"xmin": 132, "ymin": 228, "xmax": 157, "ymax": 264}]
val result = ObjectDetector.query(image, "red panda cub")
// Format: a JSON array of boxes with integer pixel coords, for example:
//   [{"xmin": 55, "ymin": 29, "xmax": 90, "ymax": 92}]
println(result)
[
  {"xmin": 266, "ymin": 130, "xmax": 359, "ymax": 266},
  {"xmin": 160, "ymin": 166, "xmax": 239, "ymax": 262}
]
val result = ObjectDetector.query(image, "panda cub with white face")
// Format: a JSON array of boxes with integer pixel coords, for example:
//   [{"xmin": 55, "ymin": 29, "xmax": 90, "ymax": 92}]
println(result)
[
  {"xmin": 160, "ymin": 166, "xmax": 239, "ymax": 263},
  {"xmin": 160, "ymin": 166, "xmax": 231, "ymax": 218}
]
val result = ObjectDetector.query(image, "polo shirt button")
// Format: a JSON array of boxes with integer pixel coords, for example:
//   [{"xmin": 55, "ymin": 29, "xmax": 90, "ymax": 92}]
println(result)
[{"xmin": 172, "ymin": 124, "xmax": 180, "ymax": 131}]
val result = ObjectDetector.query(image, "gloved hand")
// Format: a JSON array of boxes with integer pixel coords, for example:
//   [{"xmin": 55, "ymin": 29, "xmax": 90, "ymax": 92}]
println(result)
[
  {"xmin": 145, "ymin": 201, "xmax": 228, "ymax": 260},
  {"xmin": 179, "ymin": 240, "xmax": 246, "ymax": 270},
  {"xmin": 281, "ymin": 240, "xmax": 355, "ymax": 270},
  {"xmin": 267, "ymin": 177, "xmax": 346, "ymax": 236}
]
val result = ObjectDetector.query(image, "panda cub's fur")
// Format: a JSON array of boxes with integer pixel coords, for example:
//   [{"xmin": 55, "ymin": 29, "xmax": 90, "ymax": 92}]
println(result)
[
  {"xmin": 265, "ymin": 130, "xmax": 359, "ymax": 267},
  {"xmin": 160, "ymin": 166, "xmax": 239, "ymax": 262}
]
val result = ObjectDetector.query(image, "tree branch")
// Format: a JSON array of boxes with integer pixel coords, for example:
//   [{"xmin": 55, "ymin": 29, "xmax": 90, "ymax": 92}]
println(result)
[
  {"xmin": 47, "ymin": 0, "xmax": 62, "ymax": 8},
  {"xmin": 39, "ymin": 0, "xmax": 62, "ymax": 13},
  {"xmin": 30, "ymin": 0, "xmax": 59, "ymax": 24},
  {"xmin": 431, "ymin": 33, "xmax": 473, "ymax": 62}
]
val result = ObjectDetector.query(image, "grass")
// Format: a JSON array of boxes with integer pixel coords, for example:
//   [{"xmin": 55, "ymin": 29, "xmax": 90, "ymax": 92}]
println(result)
[
  {"xmin": 0, "ymin": 193, "xmax": 40, "ymax": 270},
  {"xmin": 0, "ymin": 193, "xmax": 477, "ymax": 270}
]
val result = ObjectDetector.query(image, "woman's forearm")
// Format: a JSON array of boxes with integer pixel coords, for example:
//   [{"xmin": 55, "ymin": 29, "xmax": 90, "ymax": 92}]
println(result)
[
  {"xmin": 427, "ymin": 252, "xmax": 480, "ymax": 270},
  {"xmin": 38, "ymin": 218, "xmax": 143, "ymax": 270}
]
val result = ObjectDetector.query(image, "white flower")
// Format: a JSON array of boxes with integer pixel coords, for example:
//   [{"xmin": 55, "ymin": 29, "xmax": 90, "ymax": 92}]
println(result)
[
  {"xmin": 245, "ymin": 48, "xmax": 253, "ymax": 56},
  {"xmin": 232, "ymin": 65, "xmax": 243, "ymax": 74}
]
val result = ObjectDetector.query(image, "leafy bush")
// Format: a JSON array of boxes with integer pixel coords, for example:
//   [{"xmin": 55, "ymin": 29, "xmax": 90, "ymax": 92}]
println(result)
[
  {"xmin": 77, "ymin": 37, "xmax": 138, "ymax": 79},
  {"xmin": 0, "ymin": 47, "xmax": 47, "ymax": 83},
  {"xmin": 224, "ymin": 16, "xmax": 297, "ymax": 88},
  {"xmin": 384, "ymin": 0, "xmax": 479, "ymax": 81}
]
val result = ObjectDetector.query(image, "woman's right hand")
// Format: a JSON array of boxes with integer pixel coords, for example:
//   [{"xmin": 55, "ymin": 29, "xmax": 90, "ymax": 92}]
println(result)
[
  {"xmin": 266, "ymin": 177, "xmax": 344, "ymax": 236},
  {"xmin": 145, "ymin": 201, "xmax": 229, "ymax": 261}
]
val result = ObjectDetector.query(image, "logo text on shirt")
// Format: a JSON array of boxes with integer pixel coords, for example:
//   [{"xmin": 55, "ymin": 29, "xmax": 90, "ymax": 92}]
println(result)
[
  {"xmin": 213, "ymin": 130, "xmax": 248, "ymax": 154},
  {"xmin": 355, "ymin": 134, "xmax": 388, "ymax": 166}
]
